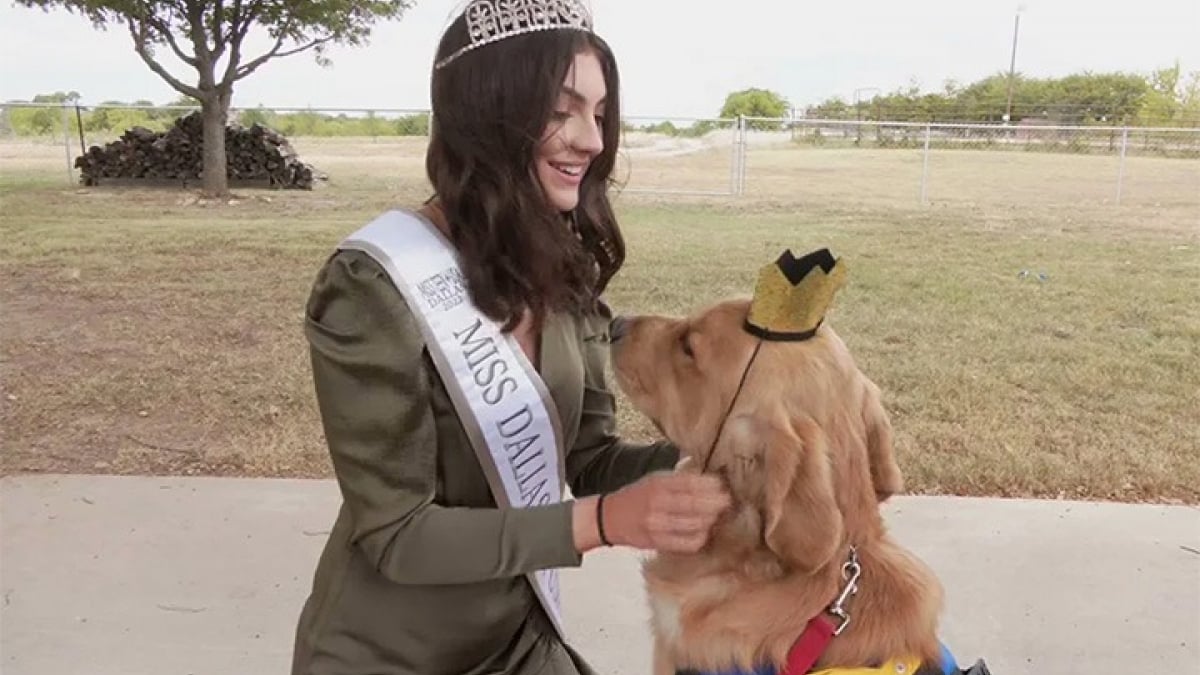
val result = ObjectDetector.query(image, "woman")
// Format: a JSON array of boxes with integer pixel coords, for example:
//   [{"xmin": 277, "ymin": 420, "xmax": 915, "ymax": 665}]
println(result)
[{"xmin": 289, "ymin": 2, "xmax": 731, "ymax": 674}]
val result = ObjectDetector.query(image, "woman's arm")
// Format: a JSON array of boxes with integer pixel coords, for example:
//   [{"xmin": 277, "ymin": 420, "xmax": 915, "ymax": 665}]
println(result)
[
  {"xmin": 306, "ymin": 249, "xmax": 585, "ymax": 584},
  {"xmin": 565, "ymin": 308, "xmax": 681, "ymax": 496}
]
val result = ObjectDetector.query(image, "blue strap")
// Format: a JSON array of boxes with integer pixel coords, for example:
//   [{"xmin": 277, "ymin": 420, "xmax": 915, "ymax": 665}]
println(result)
[
  {"xmin": 680, "ymin": 641, "xmax": 959, "ymax": 675},
  {"xmin": 676, "ymin": 664, "xmax": 777, "ymax": 675},
  {"xmin": 938, "ymin": 642, "xmax": 959, "ymax": 675}
]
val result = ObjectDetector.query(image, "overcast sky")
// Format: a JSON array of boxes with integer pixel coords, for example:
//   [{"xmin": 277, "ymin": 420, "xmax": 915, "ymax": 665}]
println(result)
[{"xmin": 2, "ymin": 0, "xmax": 1197, "ymax": 119}]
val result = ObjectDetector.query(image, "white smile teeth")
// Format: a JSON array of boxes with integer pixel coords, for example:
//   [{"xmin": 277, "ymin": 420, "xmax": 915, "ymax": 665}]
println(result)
[{"xmin": 553, "ymin": 163, "xmax": 583, "ymax": 176}]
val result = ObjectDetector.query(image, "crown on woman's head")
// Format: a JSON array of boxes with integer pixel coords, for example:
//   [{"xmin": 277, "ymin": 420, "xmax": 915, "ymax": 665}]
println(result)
[
  {"xmin": 744, "ymin": 248, "xmax": 847, "ymax": 341},
  {"xmin": 434, "ymin": 0, "xmax": 594, "ymax": 70}
]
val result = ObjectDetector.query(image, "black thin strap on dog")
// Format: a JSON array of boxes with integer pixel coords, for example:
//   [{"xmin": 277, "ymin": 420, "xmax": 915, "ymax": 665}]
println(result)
[{"xmin": 700, "ymin": 338, "xmax": 764, "ymax": 473}]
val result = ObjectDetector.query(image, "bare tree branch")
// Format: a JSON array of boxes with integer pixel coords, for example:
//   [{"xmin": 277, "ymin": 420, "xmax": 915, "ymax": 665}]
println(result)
[
  {"xmin": 234, "ymin": 31, "xmax": 284, "ymax": 79},
  {"xmin": 234, "ymin": 33, "xmax": 334, "ymax": 82},
  {"xmin": 127, "ymin": 18, "xmax": 204, "ymax": 100},
  {"xmin": 143, "ymin": 14, "xmax": 198, "ymax": 67},
  {"xmin": 219, "ymin": 0, "xmax": 245, "ymax": 86},
  {"xmin": 269, "ymin": 37, "xmax": 335, "ymax": 60},
  {"xmin": 225, "ymin": 0, "xmax": 260, "ymax": 87},
  {"xmin": 209, "ymin": 0, "xmax": 226, "ymax": 62},
  {"xmin": 184, "ymin": 0, "xmax": 211, "ymax": 75}
]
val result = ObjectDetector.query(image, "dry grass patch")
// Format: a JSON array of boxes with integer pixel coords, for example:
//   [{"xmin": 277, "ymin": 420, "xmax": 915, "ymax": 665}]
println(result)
[
  {"xmin": 606, "ymin": 203, "xmax": 1198, "ymax": 503},
  {"xmin": 2, "ymin": 139, "xmax": 1197, "ymax": 503}
]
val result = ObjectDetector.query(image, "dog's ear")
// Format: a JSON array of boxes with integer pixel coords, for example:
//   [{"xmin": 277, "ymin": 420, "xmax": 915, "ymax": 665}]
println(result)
[
  {"xmin": 760, "ymin": 412, "xmax": 844, "ymax": 573},
  {"xmin": 861, "ymin": 379, "xmax": 903, "ymax": 502}
]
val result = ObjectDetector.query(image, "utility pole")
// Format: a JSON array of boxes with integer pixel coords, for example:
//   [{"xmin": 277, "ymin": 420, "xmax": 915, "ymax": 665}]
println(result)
[
  {"xmin": 1003, "ymin": 5, "xmax": 1025, "ymax": 124},
  {"xmin": 853, "ymin": 86, "xmax": 879, "ymax": 144}
]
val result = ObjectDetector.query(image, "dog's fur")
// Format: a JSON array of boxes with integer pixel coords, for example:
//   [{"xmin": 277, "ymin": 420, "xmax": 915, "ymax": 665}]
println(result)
[{"xmin": 610, "ymin": 298, "xmax": 945, "ymax": 675}]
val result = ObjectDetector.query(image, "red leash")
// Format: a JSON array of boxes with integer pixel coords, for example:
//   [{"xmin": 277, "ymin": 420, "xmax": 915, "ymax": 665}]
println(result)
[
  {"xmin": 781, "ymin": 546, "xmax": 861, "ymax": 674},
  {"xmin": 782, "ymin": 615, "xmax": 837, "ymax": 674}
]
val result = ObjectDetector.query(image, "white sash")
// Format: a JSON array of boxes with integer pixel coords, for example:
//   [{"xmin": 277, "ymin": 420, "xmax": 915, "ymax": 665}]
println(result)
[{"xmin": 338, "ymin": 209, "xmax": 568, "ymax": 639}]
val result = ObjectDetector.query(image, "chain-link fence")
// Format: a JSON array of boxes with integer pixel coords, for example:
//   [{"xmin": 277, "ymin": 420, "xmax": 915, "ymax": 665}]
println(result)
[
  {"xmin": 739, "ymin": 116, "xmax": 1200, "ymax": 207},
  {"xmin": 2, "ymin": 101, "xmax": 1197, "ymax": 207},
  {"xmin": 617, "ymin": 116, "xmax": 742, "ymax": 195}
]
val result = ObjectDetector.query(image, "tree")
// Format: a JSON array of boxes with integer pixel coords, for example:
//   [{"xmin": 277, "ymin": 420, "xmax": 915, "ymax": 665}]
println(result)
[
  {"xmin": 17, "ymin": 0, "xmax": 414, "ymax": 196},
  {"xmin": 32, "ymin": 91, "xmax": 83, "ymax": 103},
  {"xmin": 805, "ymin": 70, "xmax": 1158, "ymax": 125},
  {"xmin": 720, "ymin": 88, "xmax": 789, "ymax": 130},
  {"xmin": 1179, "ymin": 71, "xmax": 1200, "ymax": 127},
  {"xmin": 808, "ymin": 97, "xmax": 849, "ymax": 120},
  {"xmin": 1139, "ymin": 61, "xmax": 1200, "ymax": 126}
]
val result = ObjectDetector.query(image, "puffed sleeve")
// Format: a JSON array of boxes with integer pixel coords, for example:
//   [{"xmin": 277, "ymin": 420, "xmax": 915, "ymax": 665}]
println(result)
[
  {"xmin": 305, "ymin": 249, "xmax": 582, "ymax": 584},
  {"xmin": 565, "ymin": 303, "xmax": 680, "ymax": 496}
]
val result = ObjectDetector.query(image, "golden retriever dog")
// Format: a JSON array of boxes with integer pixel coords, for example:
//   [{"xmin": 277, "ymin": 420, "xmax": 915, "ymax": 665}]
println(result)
[{"xmin": 609, "ymin": 297, "xmax": 979, "ymax": 675}]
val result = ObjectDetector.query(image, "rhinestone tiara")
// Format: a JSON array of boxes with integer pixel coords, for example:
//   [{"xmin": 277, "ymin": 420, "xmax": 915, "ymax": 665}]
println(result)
[{"xmin": 434, "ymin": 0, "xmax": 594, "ymax": 70}]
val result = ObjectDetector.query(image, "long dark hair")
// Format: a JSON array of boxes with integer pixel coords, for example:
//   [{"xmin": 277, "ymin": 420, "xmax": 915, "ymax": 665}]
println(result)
[{"xmin": 425, "ymin": 16, "xmax": 625, "ymax": 331}]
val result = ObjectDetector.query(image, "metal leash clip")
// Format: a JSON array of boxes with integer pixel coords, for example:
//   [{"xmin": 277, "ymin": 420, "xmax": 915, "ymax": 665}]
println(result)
[{"xmin": 827, "ymin": 546, "xmax": 862, "ymax": 636}]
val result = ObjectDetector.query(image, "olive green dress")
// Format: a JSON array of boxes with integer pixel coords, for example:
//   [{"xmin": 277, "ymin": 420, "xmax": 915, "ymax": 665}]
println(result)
[{"xmin": 290, "ymin": 246, "xmax": 679, "ymax": 675}]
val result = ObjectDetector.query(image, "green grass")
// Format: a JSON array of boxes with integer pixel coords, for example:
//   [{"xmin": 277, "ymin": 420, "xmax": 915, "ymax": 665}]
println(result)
[{"xmin": 1, "ymin": 137, "xmax": 1197, "ymax": 503}]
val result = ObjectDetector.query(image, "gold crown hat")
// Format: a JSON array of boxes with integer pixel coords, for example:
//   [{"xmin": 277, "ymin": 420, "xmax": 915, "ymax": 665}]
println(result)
[{"xmin": 744, "ymin": 248, "xmax": 848, "ymax": 341}]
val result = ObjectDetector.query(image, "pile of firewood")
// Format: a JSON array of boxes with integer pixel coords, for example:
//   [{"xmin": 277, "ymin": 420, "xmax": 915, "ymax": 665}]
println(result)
[{"xmin": 75, "ymin": 112, "xmax": 317, "ymax": 189}]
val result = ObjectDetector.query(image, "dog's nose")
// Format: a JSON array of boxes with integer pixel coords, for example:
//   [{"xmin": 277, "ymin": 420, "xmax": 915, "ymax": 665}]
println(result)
[{"xmin": 609, "ymin": 315, "xmax": 629, "ymax": 343}]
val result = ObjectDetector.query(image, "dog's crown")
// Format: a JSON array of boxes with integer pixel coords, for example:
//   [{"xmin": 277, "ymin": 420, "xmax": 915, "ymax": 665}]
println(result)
[
  {"xmin": 745, "ymin": 248, "xmax": 847, "ymax": 341},
  {"xmin": 435, "ymin": 0, "xmax": 593, "ymax": 70}
]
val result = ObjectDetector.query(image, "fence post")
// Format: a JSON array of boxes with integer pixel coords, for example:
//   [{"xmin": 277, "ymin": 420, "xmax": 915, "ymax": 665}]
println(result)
[
  {"xmin": 738, "ymin": 115, "xmax": 747, "ymax": 195},
  {"xmin": 61, "ymin": 101, "xmax": 74, "ymax": 185},
  {"xmin": 729, "ymin": 115, "xmax": 747, "ymax": 196},
  {"xmin": 919, "ymin": 123, "xmax": 932, "ymax": 205},
  {"xmin": 728, "ymin": 117, "xmax": 739, "ymax": 195},
  {"xmin": 75, "ymin": 104, "xmax": 86, "ymax": 157},
  {"xmin": 1115, "ymin": 127, "xmax": 1129, "ymax": 205}
]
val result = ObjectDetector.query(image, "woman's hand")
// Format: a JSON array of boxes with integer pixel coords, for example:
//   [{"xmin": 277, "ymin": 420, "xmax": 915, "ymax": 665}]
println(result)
[{"xmin": 573, "ymin": 470, "xmax": 732, "ymax": 554}]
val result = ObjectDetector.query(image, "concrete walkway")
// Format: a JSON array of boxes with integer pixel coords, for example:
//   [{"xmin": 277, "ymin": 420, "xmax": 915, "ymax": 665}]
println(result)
[{"xmin": 1, "ymin": 474, "xmax": 1197, "ymax": 675}]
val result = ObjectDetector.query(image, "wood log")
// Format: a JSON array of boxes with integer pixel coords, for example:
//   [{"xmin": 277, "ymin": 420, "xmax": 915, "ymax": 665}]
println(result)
[{"xmin": 75, "ymin": 112, "xmax": 317, "ymax": 189}]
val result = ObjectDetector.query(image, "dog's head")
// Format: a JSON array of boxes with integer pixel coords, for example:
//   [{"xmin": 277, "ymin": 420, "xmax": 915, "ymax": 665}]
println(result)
[{"xmin": 610, "ymin": 298, "xmax": 902, "ymax": 573}]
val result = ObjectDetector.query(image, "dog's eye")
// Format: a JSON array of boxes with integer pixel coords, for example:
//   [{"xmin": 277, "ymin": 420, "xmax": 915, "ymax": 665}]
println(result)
[{"xmin": 679, "ymin": 331, "xmax": 694, "ymax": 358}]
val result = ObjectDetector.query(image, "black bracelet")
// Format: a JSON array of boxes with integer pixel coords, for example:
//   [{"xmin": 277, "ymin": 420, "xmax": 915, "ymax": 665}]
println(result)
[{"xmin": 596, "ymin": 493, "xmax": 613, "ymax": 547}]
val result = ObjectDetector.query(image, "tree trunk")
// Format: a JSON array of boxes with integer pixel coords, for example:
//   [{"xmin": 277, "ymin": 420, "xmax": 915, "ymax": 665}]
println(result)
[{"xmin": 200, "ymin": 89, "xmax": 232, "ymax": 196}]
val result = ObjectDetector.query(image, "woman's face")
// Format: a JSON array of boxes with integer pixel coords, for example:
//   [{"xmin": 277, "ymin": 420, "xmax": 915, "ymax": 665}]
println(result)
[{"xmin": 535, "ymin": 47, "xmax": 608, "ymax": 213}]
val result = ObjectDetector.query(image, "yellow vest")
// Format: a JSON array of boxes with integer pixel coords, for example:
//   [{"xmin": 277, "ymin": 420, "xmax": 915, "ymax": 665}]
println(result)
[{"xmin": 809, "ymin": 655, "xmax": 924, "ymax": 675}]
